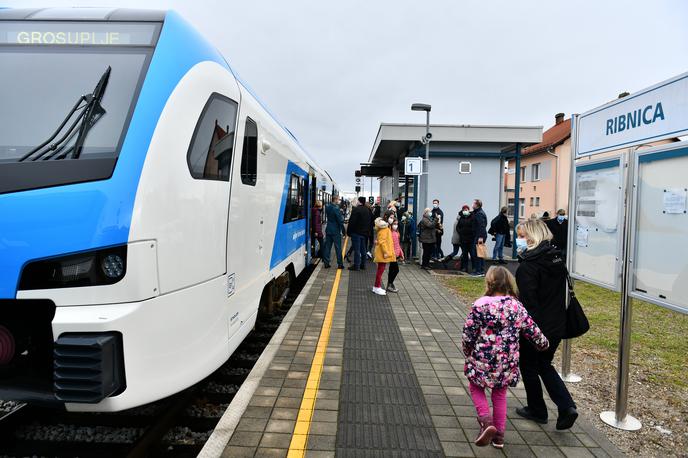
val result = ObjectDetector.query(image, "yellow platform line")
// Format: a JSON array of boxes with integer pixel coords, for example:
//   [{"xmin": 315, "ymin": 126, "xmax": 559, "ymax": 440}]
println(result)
[{"xmin": 287, "ymin": 237, "xmax": 347, "ymax": 458}]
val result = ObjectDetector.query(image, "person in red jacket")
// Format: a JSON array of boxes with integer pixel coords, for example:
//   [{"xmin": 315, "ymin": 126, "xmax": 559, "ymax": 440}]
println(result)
[{"xmin": 311, "ymin": 201, "xmax": 323, "ymax": 258}]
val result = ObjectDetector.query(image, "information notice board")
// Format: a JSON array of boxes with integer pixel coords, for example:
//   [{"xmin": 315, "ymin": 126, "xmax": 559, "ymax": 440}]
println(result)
[
  {"xmin": 570, "ymin": 157, "xmax": 624, "ymax": 291},
  {"xmin": 630, "ymin": 143, "xmax": 688, "ymax": 314}
]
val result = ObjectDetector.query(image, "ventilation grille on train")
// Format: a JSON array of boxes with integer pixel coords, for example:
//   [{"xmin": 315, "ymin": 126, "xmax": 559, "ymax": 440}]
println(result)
[{"xmin": 53, "ymin": 332, "xmax": 125, "ymax": 403}]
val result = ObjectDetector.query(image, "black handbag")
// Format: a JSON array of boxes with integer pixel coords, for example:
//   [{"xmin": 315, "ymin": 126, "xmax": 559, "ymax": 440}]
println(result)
[{"xmin": 563, "ymin": 272, "xmax": 590, "ymax": 339}]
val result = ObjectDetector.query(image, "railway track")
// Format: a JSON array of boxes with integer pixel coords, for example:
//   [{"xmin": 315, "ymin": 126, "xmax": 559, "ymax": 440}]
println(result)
[{"xmin": 0, "ymin": 264, "xmax": 315, "ymax": 458}]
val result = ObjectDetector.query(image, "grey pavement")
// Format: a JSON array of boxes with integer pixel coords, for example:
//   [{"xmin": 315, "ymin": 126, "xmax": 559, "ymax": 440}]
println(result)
[{"xmin": 220, "ymin": 258, "xmax": 624, "ymax": 458}]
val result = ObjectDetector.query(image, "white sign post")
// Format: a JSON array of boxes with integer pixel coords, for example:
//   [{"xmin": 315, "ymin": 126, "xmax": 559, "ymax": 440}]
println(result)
[
  {"xmin": 570, "ymin": 71, "xmax": 688, "ymax": 432},
  {"xmin": 404, "ymin": 157, "xmax": 422, "ymax": 176}
]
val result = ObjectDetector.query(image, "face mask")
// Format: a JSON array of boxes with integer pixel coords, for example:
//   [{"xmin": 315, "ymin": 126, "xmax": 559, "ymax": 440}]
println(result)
[
  {"xmin": 462, "ymin": 211, "xmax": 470, "ymax": 216},
  {"xmin": 392, "ymin": 224, "xmax": 398, "ymax": 230},
  {"xmin": 433, "ymin": 203, "xmax": 439, "ymax": 209},
  {"xmin": 401, "ymin": 216, "xmax": 407, "ymax": 221},
  {"xmin": 516, "ymin": 238, "xmax": 528, "ymax": 252},
  {"xmin": 557, "ymin": 215, "xmax": 566, "ymax": 223},
  {"xmin": 388, "ymin": 217, "xmax": 394, "ymax": 224}
]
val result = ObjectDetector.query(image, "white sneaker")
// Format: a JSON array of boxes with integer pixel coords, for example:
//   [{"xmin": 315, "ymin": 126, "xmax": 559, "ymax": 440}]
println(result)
[{"xmin": 371, "ymin": 287, "xmax": 387, "ymax": 296}]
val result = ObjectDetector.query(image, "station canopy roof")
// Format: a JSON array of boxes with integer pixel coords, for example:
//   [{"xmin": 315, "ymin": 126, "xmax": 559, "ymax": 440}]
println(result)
[{"xmin": 367, "ymin": 123, "xmax": 543, "ymax": 170}]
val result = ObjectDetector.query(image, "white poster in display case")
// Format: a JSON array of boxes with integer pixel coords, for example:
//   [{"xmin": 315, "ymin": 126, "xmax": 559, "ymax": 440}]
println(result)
[
  {"xmin": 629, "ymin": 143, "xmax": 688, "ymax": 314},
  {"xmin": 570, "ymin": 156, "xmax": 624, "ymax": 291}
]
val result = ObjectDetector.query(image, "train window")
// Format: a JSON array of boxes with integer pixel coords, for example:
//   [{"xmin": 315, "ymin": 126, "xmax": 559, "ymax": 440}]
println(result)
[
  {"xmin": 240, "ymin": 118, "xmax": 257, "ymax": 186},
  {"xmin": 187, "ymin": 94, "xmax": 238, "ymax": 181},
  {"xmin": 284, "ymin": 173, "xmax": 306, "ymax": 223}
]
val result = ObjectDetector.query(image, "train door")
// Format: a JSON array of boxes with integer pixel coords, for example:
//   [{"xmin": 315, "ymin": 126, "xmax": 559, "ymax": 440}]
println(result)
[
  {"xmin": 309, "ymin": 171, "xmax": 317, "ymax": 259},
  {"xmin": 226, "ymin": 109, "xmax": 262, "ymax": 341}
]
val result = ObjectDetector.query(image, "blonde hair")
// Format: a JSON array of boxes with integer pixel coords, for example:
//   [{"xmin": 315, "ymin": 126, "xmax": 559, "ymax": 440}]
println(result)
[
  {"xmin": 484, "ymin": 266, "xmax": 519, "ymax": 297},
  {"xmin": 516, "ymin": 219, "xmax": 553, "ymax": 249},
  {"xmin": 315, "ymin": 200, "xmax": 323, "ymax": 208}
]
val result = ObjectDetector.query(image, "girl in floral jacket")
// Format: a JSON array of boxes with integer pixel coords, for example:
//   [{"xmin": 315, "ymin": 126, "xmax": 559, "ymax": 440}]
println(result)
[{"xmin": 462, "ymin": 266, "xmax": 549, "ymax": 449}]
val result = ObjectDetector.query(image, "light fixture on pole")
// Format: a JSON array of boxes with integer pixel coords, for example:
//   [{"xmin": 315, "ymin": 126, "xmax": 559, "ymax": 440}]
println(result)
[{"xmin": 411, "ymin": 103, "xmax": 431, "ymax": 212}]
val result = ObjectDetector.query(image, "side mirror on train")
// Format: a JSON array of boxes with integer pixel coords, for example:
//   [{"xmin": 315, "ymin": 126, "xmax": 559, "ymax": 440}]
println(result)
[{"xmin": 261, "ymin": 140, "xmax": 271, "ymax": 153}]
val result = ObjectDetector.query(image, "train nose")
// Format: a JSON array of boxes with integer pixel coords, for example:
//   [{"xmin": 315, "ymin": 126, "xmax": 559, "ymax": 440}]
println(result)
[{"xmin": 0, "ymin": 324, "xmax": 16, "ymax": 365}]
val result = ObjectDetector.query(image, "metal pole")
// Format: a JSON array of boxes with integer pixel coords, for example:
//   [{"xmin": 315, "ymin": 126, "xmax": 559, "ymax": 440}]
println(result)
[
  {"xmin": 424, "ymin": 110, "xmax": 430, "ymax": 208},
  {"xmin": 512, "ymin": 143, "xmax": 522, "ymax": 259},
  {"xmin": 600, "ymin": 147, "xmax": 642, "ymax": 431},
  {"xmin": 560, "ymin": 114, "xmax": 581, "ymax": 383}
]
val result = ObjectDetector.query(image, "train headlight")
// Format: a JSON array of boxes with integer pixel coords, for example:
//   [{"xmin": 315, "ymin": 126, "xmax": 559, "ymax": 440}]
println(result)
[
  {"xmin": 19, "ymin": 245, "xmax": 127, "ymax": 290},
  {"xmin": 101, "ymin": 254, "xmax": 124, "ymax": 279}
]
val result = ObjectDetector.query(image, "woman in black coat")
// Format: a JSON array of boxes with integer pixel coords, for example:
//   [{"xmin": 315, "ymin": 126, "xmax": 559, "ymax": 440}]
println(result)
[
  {"xmin": 456, "ymin": 205, "xmax": 474, "ymax": 273},
  {"xmin": 514, "ymin": 220, "xmax": 578, "ymax": 430}
]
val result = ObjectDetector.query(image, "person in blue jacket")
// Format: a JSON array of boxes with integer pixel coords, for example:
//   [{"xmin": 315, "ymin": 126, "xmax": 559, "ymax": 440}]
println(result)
[{"xmin": 323, "ymin": 195, "xmax": 345, "ymax": 269}]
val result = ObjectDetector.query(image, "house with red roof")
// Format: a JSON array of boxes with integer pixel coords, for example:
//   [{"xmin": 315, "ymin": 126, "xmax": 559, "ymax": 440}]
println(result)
[{"xmin": 504, "ymin": 113, "xmax": 571, "ymax": 220}]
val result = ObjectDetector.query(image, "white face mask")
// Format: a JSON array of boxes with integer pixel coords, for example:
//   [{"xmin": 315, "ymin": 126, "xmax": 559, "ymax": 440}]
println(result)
[
  {"xmin": 516, "ymin": 238, "xmax": 528, "ymax": 253},
  {"xmin": 462, "ymin": 210, "xmax": 470, "ymax": 216},
  {"xmin": 388, "ymin": 217, "xmax": 394, "ymax": 224},
  {"xmin": 392, "ymin": 224, "xmax": 398, "ymax": 230},
  {"xmin": 433, "ymin": 203, "xmax": 439, "ymax": 209},
  {"xmin": 401, "ymin": 216, "xmax": 407, "ymax": 221}
]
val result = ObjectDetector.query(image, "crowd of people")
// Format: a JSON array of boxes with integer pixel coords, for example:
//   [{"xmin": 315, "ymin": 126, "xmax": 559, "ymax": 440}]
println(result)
[
  {"xmin": 416, "ymin": 199, "xmax": 512, "ymax": 276},
  {"xmin": 310, "ymin": 198, "xmax": 576, "ymax": 449}
]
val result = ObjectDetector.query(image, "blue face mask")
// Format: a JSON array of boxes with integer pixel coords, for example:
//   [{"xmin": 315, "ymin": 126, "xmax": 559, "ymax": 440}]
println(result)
[
  {"xmin": 516, "ymin": 238, "xmax": 528, "ymax": 252},
  {"xmin": 557, "ymin": 215, "xmax": 566, "ymax": 223}
]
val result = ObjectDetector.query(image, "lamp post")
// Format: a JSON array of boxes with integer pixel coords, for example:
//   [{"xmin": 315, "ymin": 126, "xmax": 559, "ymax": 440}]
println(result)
[{"xmin": 411, "ymin": 103, "xmax": 431, "ymax": 214}]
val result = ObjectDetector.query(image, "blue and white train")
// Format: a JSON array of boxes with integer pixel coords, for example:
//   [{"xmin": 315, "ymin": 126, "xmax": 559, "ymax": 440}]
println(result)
[{"xmin": 0, "ymin": 8, "xmax": 337, "ymax": 411}]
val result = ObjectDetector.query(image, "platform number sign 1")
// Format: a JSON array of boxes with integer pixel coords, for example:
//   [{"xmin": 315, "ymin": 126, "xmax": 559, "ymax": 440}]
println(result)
[{"xmin": 405, "ymin": 157, "xmax": 422, "ymax": 176}]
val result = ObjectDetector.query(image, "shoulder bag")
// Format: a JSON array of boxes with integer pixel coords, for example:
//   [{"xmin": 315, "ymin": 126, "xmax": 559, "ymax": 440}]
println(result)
[{"xmin": 563, "ymin": 271, "xmax": 590, "ymax": 339}]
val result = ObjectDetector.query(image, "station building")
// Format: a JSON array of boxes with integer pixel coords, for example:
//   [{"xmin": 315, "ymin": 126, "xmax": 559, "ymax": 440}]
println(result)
[{"xmin": 365, "ymin": 123, "xmax": 542, "ymax": 257}]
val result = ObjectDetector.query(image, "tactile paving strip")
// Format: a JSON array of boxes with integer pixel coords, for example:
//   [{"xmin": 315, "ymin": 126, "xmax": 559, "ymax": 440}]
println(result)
[{"xmin": 336, "ymin": 269, "xmax": 445, "ymax": 457}]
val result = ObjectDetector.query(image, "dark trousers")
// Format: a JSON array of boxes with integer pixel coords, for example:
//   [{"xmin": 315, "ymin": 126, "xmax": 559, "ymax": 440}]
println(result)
[
  {"xmin": 460, "ymin": 241, "xmax": 473, "ymax": 272},
  {"xmin": 351, "ymin": 233, "xmax": 367, "ymax": 269},
  {"xmin": 447, "ymin": 243, "xmax": 460, "ymax": 258},
  {"xmin": 388, "ymin": 261, "xmax": 399, "ymax": 285},
  {"xmin": 471, "ymin": 237, "xmax": 485, "ymax": 273},
  {"xmin": 519, "ymin": 337, "xmax": 576, "ymax": 418},
  {"xmin": 433, "ymin": 234, "xmax": 444, "ymax": 258},
  {"xmin": 401, "ymin": 241, "xmax": 412, "ymax": 261},
  {"xmin": 313, "ymin": 235, "xmax": 323, "ymax": 258},
  {"xmin": 421, "ymin": 242, "xmax": 434, "ymax": 267},
  {"xmin": 323, "ymin": 233, "xmax": 343, "ymax": 267}
]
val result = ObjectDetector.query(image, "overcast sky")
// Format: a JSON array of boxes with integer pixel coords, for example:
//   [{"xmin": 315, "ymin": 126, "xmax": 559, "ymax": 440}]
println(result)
[{"xmin": 5, "ymin": 0, "xmax": 687, "ymax": 192}]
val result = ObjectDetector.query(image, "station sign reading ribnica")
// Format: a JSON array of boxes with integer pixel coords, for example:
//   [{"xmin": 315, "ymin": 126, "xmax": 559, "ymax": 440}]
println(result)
[{"xmin": 577, "ymin": 72, "xmax": 688, "ymax": 157}]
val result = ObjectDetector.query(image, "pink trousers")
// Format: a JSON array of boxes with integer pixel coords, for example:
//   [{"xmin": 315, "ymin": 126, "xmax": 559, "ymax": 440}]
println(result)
[{"xmin": 469, "ymin": 382, "xmax": 507, "ymax": 433}]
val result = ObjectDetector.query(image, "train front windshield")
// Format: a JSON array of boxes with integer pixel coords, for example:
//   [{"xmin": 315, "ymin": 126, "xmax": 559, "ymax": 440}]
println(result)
[{"xmin": 0, "ymin": 21, "xmax": 159, "ymax": 192}]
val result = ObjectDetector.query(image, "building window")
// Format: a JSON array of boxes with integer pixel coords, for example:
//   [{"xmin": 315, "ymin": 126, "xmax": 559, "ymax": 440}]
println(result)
[
  {"xmin": 459, "ymin": 161, "xmax": 471, "ymax": 174},
  {"xmin": 186, "ymin": 93, "xmax": 238, "ymax": 181},
  {"xmin": 530, "ymin": 197, "xmax": 534, "ymax": 207},
  {"xmin": 240, "ymin": 118, "xmax": 258, "ymax": 186},
  {"xmin": 520, "ymin": 167, "xmax": 526, "ymax": 182},
  {"xmin": 535, "ymin": 197, "xmax": 540, "ymax": 207},
  {"xmin": 507, "ymin": 198, "xmax": 526, "ymax": 219},
  {"xmin": 532, "ymin": 163, "xmax": 540, "ymax": 181},
  {"xmin": 284, "ymin": 174, "xmax": 306, "ymax": 223}
]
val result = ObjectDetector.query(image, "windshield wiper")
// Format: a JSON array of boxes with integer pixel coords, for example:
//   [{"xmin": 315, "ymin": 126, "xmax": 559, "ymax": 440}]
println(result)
[{"xmin": 19, "ymin": 66, "xmax": 111, "ymax": 162}]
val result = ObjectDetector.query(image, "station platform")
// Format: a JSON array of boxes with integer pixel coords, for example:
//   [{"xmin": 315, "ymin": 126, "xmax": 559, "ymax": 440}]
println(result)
[{"xmin": 203, "ymin": 253, "xmax": 624, "ymax": 458}]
